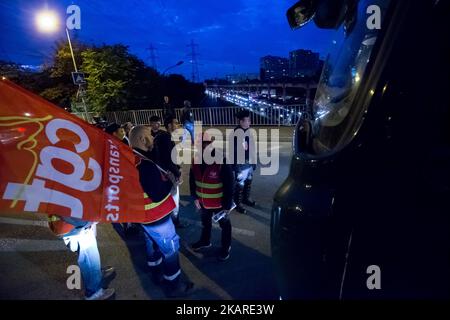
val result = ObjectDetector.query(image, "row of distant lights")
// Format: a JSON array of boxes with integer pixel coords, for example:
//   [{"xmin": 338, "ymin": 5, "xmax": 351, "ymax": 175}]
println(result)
[{"xmin": 205, "ymin": 89, "xmax": 302, "ymax": 118}]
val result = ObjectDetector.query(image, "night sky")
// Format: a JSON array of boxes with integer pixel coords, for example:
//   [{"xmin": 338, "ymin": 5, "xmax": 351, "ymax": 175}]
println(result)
[{"xmin": 0, "ymin": 0, "xmax": 337, "ymax": 80}]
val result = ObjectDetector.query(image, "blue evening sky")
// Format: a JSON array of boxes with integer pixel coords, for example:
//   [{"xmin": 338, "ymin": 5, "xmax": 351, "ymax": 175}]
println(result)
[{"xmin": 0, "ymin": 0, "xmax": 337, "ymax": 80}]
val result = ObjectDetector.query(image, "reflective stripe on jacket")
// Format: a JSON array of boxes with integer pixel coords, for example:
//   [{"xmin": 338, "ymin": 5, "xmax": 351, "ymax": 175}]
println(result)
[
  {"xmin": 192, "ymin": 163, "xmax": 223, "ymax": 209},
  {"xmin": 135, "ymin": 150, "xmax": 176, "ymax": 223}
]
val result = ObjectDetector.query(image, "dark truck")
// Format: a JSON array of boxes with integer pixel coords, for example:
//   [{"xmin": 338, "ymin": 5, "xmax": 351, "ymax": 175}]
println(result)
[{"xmin": 271, "ymin": 0, "xmax": 449, "ymax": 299}]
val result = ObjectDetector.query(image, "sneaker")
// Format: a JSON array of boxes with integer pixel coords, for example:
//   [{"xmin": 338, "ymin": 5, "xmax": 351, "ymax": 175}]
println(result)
[
  {"xmin": 148, "ymin": 264, "xmax": 164, "ymax": 285},
  {"xmin": 218, "ymin": 247, "xmax": 231, "ymax": 261},
  {"xmin": 85, "ymin": 288, "xmax": 115, "ymax": 300},
  {"xmin": 164, "ymin": 279, "xmax": 194, "ymax": 298},
  {"xmin": 236, "ymin": 205, "xmax": 247, "ymax": 214},
  {"xmin": 101, "ymin": 266, "xmax": 116, "ymax": 288},
  {"xmin": 191, "ymin": 240, "xmax": 212, "ymax": 251},
  {"xmin": 101, "ymin": 266, "xmax": 116, "ymax": 279}
]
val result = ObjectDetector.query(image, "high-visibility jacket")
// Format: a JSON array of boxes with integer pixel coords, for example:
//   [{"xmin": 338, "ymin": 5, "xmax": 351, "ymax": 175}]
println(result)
[
  {"xmin": 135, "ymin": 151, "xmax": 176, "ymax": 223},
  {"xmin": 142, "ymin": 190, "xmax": 176, "ymax": 223},
  {"xmin": 192, "ymin": 163, "xmax": 224, "ymax": 209}
]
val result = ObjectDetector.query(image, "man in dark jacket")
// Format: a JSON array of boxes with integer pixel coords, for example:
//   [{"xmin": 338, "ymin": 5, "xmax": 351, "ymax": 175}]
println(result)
[
  {"xmin": 105, "ymin": 123, "xmax": 127, "ymax": 145},
  {"xmin": 154, "ymin": 115, "xmax": 186, "ymax": 228},
  {"xmin": 190, "ymin": 133, "xmax": 235, "ymax": 261},
  {"xmin": 163, "ymin": 96, "xmax": 175, "ymax": 119},
  {"xmin": 121, "ymin": 122, "xmax": 133, "ymax": 146},
  {"xmin": 231, "ymin": 110, "xmax": 257, "ymax": 214},
  {"xmin": 148, "ymin": 116, "xmax": 162, "ymax": 162},
  {"xmin": 180, "ymin": 100, "xmax": 194, "ymax": 144},
  {"xmin": 154, "ymin": 115, "xmax": 182, "ymax": 180},
  {"xmin": 150, "ymin": 116, "xmax": 163, "ymax": 138}
]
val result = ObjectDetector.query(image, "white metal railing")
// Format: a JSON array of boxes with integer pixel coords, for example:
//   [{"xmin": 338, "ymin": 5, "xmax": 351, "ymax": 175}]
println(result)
[{"xmin": 72, "ymin": 105, "xmax": 309, "ymax": 126}]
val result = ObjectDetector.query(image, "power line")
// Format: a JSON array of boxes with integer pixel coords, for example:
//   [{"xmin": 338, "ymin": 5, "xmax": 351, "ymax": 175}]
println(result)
[
  {"xmin": 187, "ymin": 39, "xmax": 200, "ymax": 83},
  {"xmin": 146, "ymin": 43, "xmax": 158, "ymax": 70}
]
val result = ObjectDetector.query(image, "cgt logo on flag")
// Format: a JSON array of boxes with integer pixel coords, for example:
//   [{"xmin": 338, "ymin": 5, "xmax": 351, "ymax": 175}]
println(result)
[
  {"xmin": 0, "ymin": 80, "xmax": 147, "ymax": 223},
  {"xmin": 1, "ymin": 116, "xmax": 101, "ymax": 219}
]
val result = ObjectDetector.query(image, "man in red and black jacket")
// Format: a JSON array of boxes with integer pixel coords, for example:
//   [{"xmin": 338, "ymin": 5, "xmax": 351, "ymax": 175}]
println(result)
[
  {"xmin": 130, "ymin": 125, "xmax": 193, "ymax": 297},
  {"xmin": 189, "ymin": 133, "xmax": 235, "ymax": 261}
]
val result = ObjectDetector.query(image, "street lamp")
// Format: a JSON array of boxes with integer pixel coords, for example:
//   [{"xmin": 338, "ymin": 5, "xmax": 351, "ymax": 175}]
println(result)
[
  {"xmin": 35, "ymin": 9, "xmax": 78, "ymax": 72},
  {"xmin": 35, "ymin": 9, "xmax": 88, "ymax": 118},
  {"xmin": 36, "ymin": 10, "xmax": 59, "ymax": 33},
  {"xmin": 162, "ymin": 60, "xmax": 184, "ymax": 75}
]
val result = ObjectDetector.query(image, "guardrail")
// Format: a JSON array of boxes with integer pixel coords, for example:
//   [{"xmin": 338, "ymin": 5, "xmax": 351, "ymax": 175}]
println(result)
[{"xmin": 72, "ymin": 105, "xmax": 309, "ymax": 126}]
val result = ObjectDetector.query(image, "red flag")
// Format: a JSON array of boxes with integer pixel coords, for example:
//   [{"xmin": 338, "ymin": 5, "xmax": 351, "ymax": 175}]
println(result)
[{"xmin": 0, "ymin": 79, "xmax": 150, "ymax": 223}]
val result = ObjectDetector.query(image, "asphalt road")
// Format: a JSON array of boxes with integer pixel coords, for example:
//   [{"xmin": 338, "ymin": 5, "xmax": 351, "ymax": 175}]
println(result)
[{"xmin": 0, "ymin": 127, "xmax": 294, "ymax": 300}]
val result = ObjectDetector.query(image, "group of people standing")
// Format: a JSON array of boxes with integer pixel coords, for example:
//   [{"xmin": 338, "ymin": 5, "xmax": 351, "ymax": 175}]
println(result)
[{"xmin": 48, "ymin": 98, "xmax": 257, "ymax": 300}]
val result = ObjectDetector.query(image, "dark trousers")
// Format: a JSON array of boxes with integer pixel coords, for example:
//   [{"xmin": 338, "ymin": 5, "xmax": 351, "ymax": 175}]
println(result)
[{"xmin": 200, "ymin": 208, "xmax": 232, "ymax": 250}]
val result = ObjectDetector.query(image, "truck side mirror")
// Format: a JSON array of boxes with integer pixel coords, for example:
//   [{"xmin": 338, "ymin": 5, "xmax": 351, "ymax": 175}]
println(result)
[
  {"xmin": 287, "ymin": 0, "xmax": 357, "ymax": 31},
  {"xmin": 286, "ymin": 0, "xmax": 318, "ymax": 30}
]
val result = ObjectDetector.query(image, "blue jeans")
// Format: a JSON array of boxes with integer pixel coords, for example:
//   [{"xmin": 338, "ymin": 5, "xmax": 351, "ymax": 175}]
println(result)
[
  {"xmin": 141, "ymin": 217, "xmax": 181, "ymax": 281},
  {"xmin": 63, "ymin": 225, "xmax": 102, "ymax": 297}
]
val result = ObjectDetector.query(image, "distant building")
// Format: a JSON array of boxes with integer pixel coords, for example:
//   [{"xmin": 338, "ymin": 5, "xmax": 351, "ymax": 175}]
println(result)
[
  {"xmin": 226, "ymin": 73, "xmax": 259, "ymax": 83},
  {"xmin": 260, "ymin": 55, "xmax": 289, "ymax": 81},
  {"xmin": 289, "ymin": 49, "xmax": 320, "ymax": 78}
]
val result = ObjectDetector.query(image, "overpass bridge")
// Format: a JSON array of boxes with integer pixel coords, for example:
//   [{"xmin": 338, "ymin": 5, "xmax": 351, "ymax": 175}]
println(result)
[{"xmin": 73, "ymin": 105, "xmax": 309, "ymax": 127}]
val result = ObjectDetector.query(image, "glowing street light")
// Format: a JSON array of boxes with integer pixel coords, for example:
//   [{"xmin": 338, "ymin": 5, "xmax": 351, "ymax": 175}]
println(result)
[
  {"xmin": 35, "ymin": 9, "xmax": 77, "ymax": 72},
  {"xmin": 35, "ymin": 10, "xmax": 60, "ymax": 33}
]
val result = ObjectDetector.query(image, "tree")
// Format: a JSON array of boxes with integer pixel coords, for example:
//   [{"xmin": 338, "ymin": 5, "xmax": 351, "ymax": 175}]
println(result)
[
  {"xmin": 162, "ymin": 74, "xmax": 205, "ymax": 108},
  {"xmin": 81, "ymin": 45, "xmax": 135, "ymax": 113},
  {"xmin": 117, "ymin": 52, "xmax": 162, "ymax": 109},
  {"xmin": 3, "ymin": 41, "xmax": 206, "ymax": 113},
  {"xmin": 39, "ymin": 39, "xmax": 89, "ymax": 110}
]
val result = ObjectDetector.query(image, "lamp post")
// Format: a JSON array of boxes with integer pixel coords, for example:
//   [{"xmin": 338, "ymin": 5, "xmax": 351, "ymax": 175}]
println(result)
[
  {"xmin": 162, "ymin": 60, "xmax": 184, "ymax": 75},
  {"xmin": 36, "ymin": 9, "xmax": 89, "ymax": 119},
  {"xmin": 159, "ymin": 61, "xmax": 183, "ymax": 116},
  {"xmin": 65, "ymin": 28, "xmax": 78, "ymax": 72}
]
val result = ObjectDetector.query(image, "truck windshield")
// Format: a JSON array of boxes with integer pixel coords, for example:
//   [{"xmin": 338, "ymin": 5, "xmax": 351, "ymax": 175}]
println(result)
[{"xmin": 310, "ymin": 0, "xmax": 391, "ymax": 156}]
